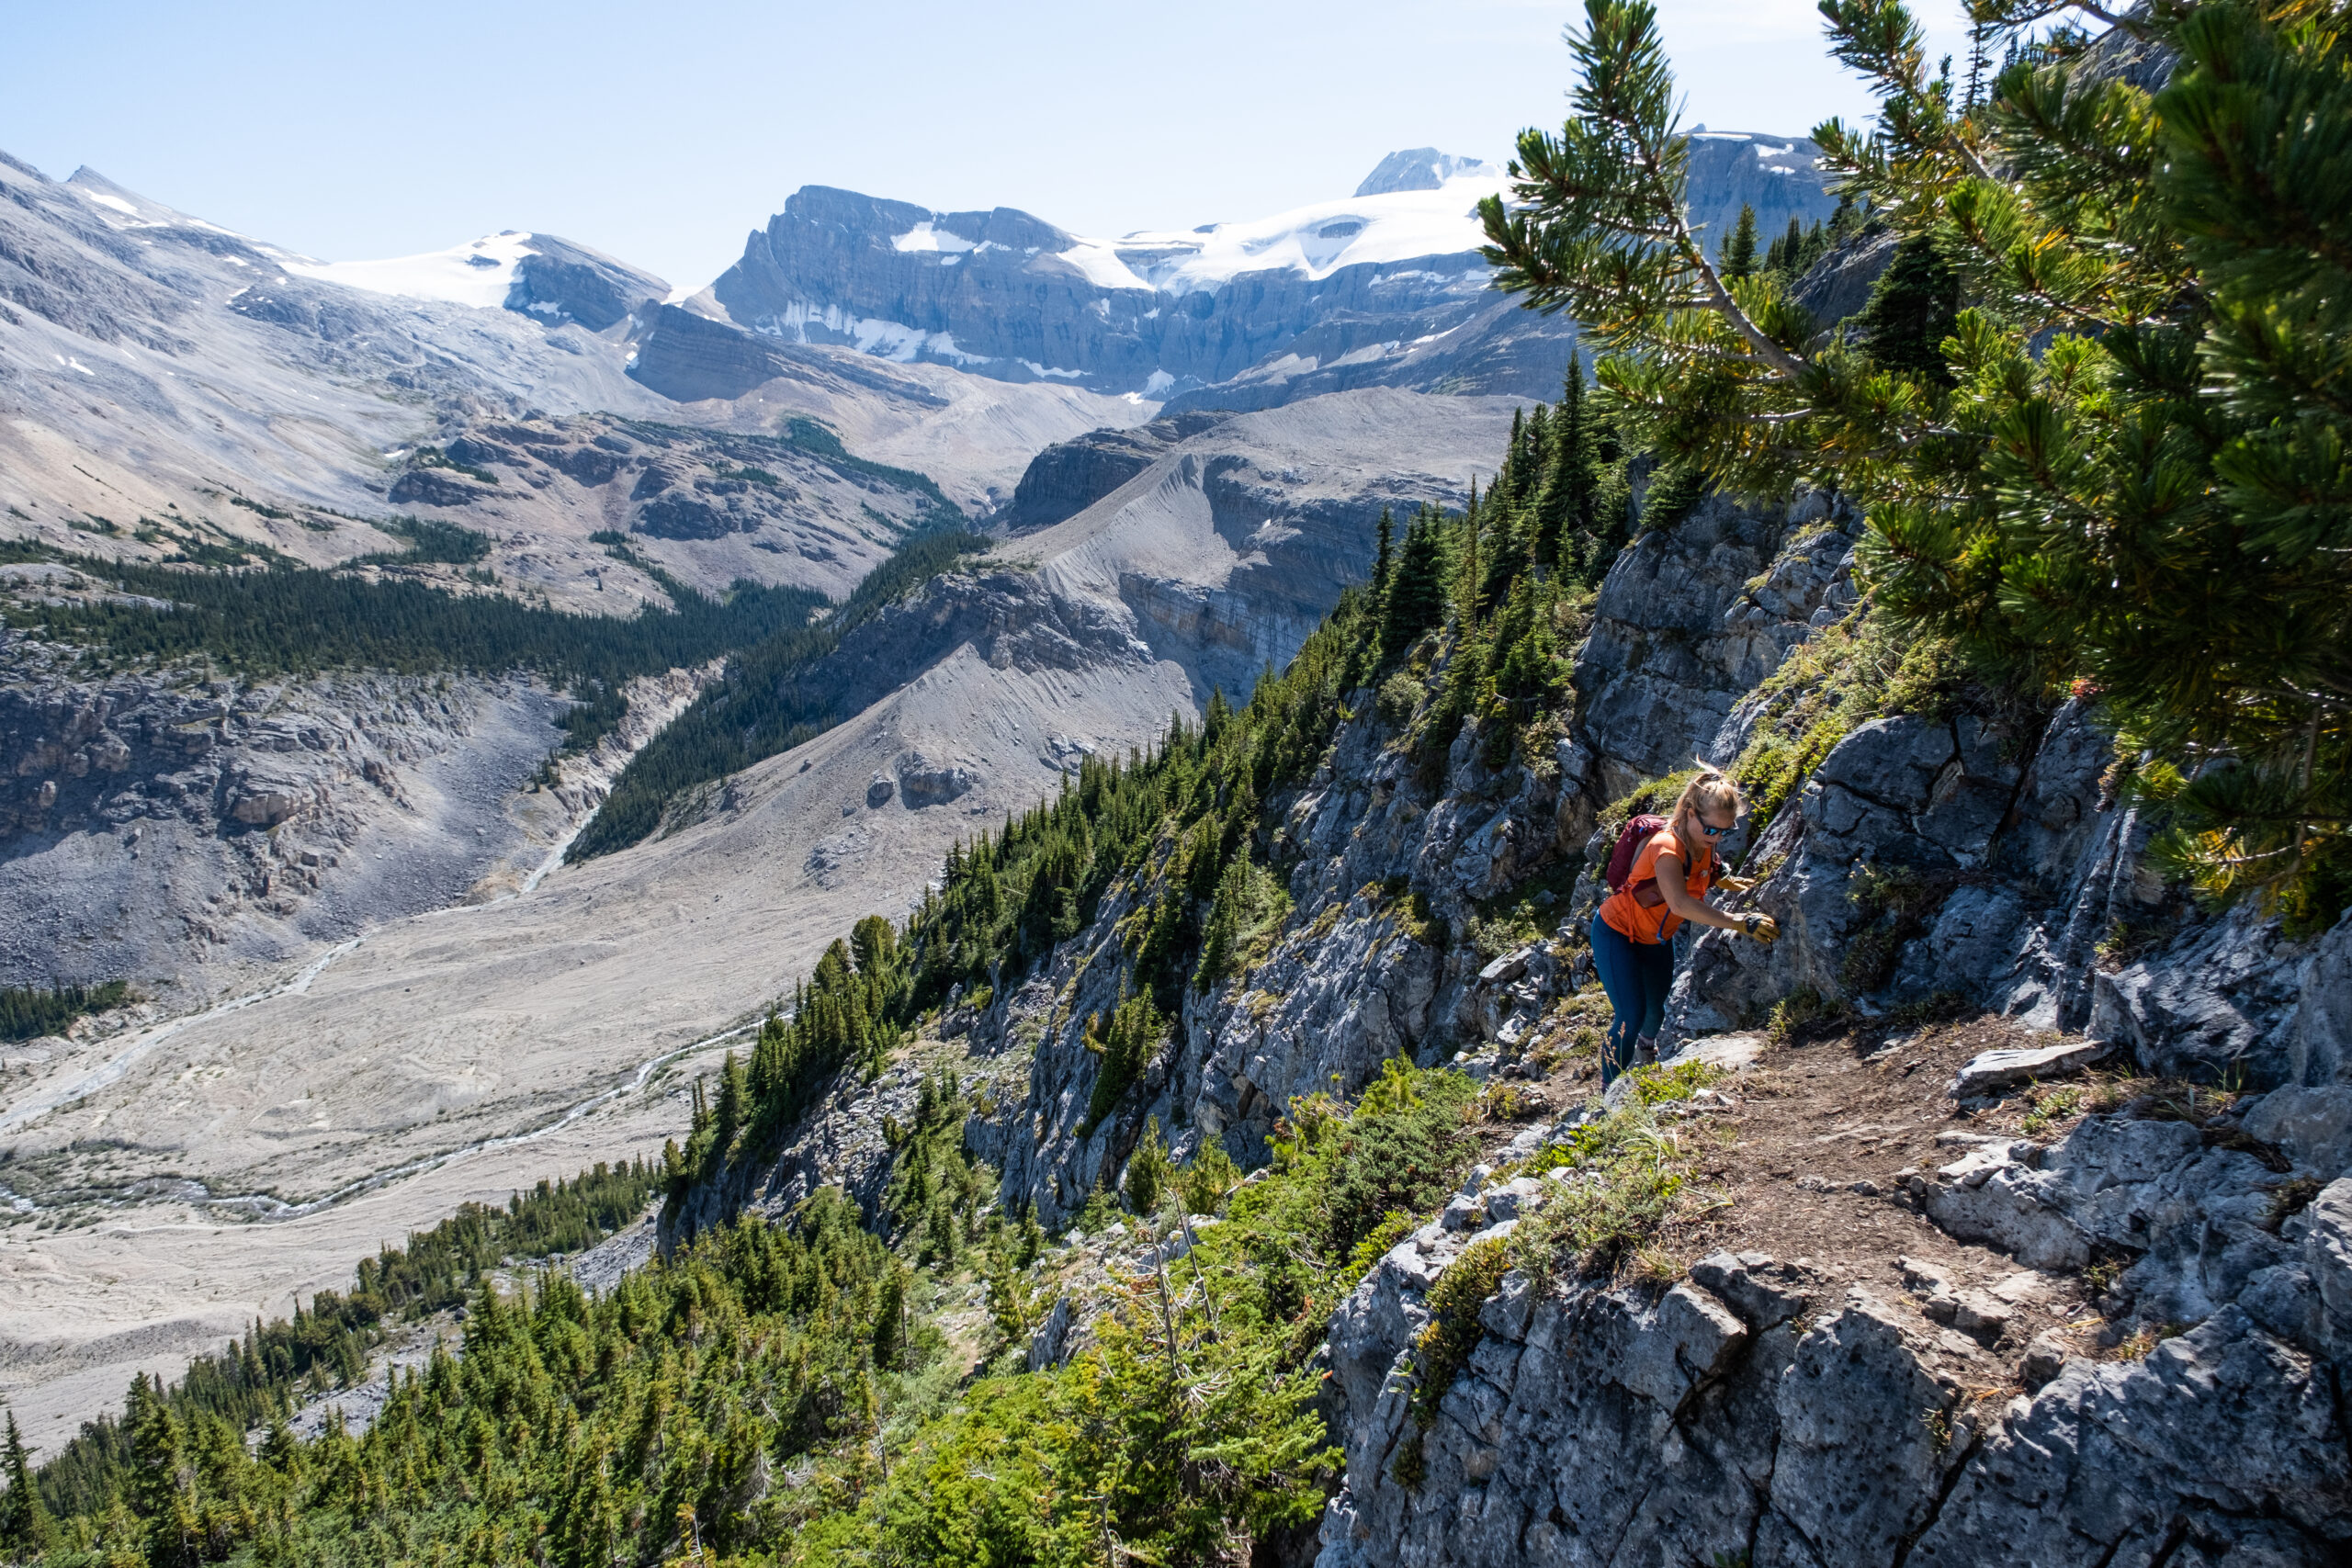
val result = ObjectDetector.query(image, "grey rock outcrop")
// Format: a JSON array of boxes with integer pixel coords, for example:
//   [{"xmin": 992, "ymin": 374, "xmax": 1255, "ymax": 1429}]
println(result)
[
  {"xmin": 1353, "ymin": 150, "xmax": 1494, "ymax": 197},
  {"xmin": 997, "ymin": 411, "xmax": 1233, "ymax": 533},
  {"xmin": 502, "ymin": 235, "xmax": 668, "ymax": 332},
  {"xmin": 897, "ymin": 754, "xmax": 976, "ymax": 808},
  {"xmin": 1317, "ymin": 1064, "xmax": 2352, "ymax": 1568},
  {"xmin": 1566, "ymin": 485, "xmax": 1860, "ymax": 807}
]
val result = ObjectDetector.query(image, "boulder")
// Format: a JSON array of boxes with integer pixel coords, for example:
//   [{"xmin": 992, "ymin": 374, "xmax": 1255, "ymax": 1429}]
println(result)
[
  {"xmin": 2244, "ymin": 1087, "xmax": 2352, "ymax": 1179},
  {"xmin": 898, "ymin": 755, "xmax": 976, "ymax": 807},
  {"xmin": 1951, "ymin": 1037, "xmax": 2115, "ymax": 1099}
]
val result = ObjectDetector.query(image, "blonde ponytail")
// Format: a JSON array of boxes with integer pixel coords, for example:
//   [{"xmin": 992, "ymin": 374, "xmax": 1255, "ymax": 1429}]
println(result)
[{"xmin": 1670, "ymin": 758, "xmax": 1743, "ymax": 833}]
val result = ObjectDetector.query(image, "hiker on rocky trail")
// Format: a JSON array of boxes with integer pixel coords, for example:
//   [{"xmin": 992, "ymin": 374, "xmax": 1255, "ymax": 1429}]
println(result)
[{"xmin": 1589, "ymin": 762, "xmax": 1777, "ymax": 1085}]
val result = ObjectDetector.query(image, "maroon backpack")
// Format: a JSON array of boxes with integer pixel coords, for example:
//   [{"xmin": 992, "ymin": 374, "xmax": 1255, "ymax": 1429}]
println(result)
[{"xmin": 1604, "ymin": 814, "xmax": 1670, "ymax": 896}]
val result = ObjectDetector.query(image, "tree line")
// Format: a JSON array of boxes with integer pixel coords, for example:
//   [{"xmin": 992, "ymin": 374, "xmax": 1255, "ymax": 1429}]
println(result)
[{"xmin": 0, "ymin": 982, "xmax": 130, "ymax": 1043}]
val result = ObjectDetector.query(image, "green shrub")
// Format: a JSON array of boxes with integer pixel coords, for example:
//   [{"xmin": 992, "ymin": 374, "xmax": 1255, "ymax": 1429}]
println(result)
[
  {"xmin": 1175, "ymin": 1140, "xmax": 1242, "ymax": 1216},
  {"xmin": 1765, "ymin": 987, "xmax": 1849, "ymax": 1043},
  {"xmin": 1407, "ymin": 1236, "xmax": 1512, "ymax": 1433},
  {"xmin": 1124, "ymin": 1117, "xmax": 1173, "ymax": 1216},
  {"xmin": 1377, "ymin": 671, "xmax": 1428, "ymax": 727}
]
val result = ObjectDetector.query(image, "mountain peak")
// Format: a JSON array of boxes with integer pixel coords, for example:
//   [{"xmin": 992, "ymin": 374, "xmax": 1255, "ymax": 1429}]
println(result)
[{"xmin": 1353, "ymin": 149, "xmax": 1494, "ymax": 197}]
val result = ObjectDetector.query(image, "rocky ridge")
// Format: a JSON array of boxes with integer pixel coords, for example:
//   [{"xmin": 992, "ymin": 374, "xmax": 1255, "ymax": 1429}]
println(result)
[
  {"xmin": 677, "ymin": 139, "xmax": 1840, "ymax": 411},
  {"xmin": 0, "ymin": 152, "xmax": 1146, "ymax": 593}
]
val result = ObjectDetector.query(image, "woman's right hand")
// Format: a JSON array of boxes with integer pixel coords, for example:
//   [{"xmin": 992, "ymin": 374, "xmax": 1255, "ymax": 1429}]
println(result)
[{"xmin": 1741, "ymin": 913, "xmax": 1780, "ymax": 943}]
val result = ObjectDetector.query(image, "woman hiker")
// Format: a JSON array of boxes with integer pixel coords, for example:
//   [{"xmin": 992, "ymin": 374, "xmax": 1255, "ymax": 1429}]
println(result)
[{"xmin": 1590, "ymin": 762, "xmax": 1777, "ymax": 1086}]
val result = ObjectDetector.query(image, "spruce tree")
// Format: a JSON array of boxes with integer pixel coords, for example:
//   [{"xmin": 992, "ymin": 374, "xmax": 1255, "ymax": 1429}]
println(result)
[
  {"xmin": 0, "ymin": 1409, "xmax": 58, "ymax": 1555},
  {"xmin": 1377, "ymin": 507, "xmax": 1452, "ymax": 660},
  {"xmin": 1852, "ymin": 234, "xmax": 1961, "ymax": 384},
  {"xmin": 1497, "ymin": 408, "xmax": 1529, "ymax": 513},
  {"xmin": 1719, "ymin": 203, "xmax": 1758, "ymax": 280},
  {"xmin": 872, "ymin": 1267, "xmax": 908, "ymax": 1370},
  {"xmin": 1455, "ymin": 479, "xmax": 1485, "ymax": 635},
  {"xmin": 1533, "ymin": 354, "xmax": 1597, "ymax": 574},
  {"xmin": 713, "ymin": 1049, "xmax": 748, "ymax": 1155}
]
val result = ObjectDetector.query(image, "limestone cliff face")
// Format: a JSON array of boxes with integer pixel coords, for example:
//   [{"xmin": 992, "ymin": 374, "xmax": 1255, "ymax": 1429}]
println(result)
[
  {"xmin": 1318, "ymin": 1183, "xmax": 2352, "ymax": 1566},
  {"xmin": 703, "ymin": 185, "xmax": 1523, "ymax": 401},
  {"xmin": 688, "ymin": 141, "xmax": 1842, "ymax": 414},
  {"xmin": 1562, "ymin": 486, "xmax": 1860, "ymax": 807}
]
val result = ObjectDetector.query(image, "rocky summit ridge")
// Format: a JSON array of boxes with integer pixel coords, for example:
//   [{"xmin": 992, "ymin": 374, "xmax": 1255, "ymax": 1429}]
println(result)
[{"xmin": 669, "ymin": 138, "xmax": 1838, "ymax": 411}]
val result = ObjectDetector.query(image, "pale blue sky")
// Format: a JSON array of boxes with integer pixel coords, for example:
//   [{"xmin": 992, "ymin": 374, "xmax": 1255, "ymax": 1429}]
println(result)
[{"xmin": 0, "ymin": 0, "xmax": 1968, "ymax": 290}]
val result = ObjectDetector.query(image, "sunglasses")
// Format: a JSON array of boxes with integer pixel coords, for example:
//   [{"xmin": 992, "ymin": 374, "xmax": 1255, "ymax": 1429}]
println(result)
[{"xmin": 1697, "ymin": 819, "xmax": 1736, "ymax": 837}]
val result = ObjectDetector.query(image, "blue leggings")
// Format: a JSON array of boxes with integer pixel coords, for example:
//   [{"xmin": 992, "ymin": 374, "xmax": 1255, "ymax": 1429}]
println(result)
[{"xmin": 1589, "ymin": 909, "xmax": 1674, "ymax": 1078}]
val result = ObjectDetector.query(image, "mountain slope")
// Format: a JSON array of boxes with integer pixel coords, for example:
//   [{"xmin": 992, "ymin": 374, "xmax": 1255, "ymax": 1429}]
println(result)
[
  {"xmin": 0, "ymin": 387, "xmax": 1515, "ymax": 1457},
  {"xmin": 0, "ymin": 154, "xmax": 1148, "ymax": 587}
]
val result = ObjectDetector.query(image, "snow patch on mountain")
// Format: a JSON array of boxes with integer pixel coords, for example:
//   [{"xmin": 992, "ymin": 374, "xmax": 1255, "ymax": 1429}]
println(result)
[
  {"xmin": 1093, "ymin": 167, "xmax": 1506, "ymax": 294},
  {"xmin": 748, "ymin": 299, "xmax": 992, "ymax": 367},
  {"xmin": 282, "ymin": 231, "xmax": 538, "ymax": 310},
  {"xmin": 889, "ymin": 221, "xmax": 975, "ymax": 254},
  {"xmin": 1053, "ymin": 239, "xmax": 1151, "ymax": 292}
]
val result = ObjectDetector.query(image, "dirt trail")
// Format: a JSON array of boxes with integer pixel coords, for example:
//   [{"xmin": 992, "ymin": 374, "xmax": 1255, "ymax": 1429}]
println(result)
[{"xmin": 1488, "ymin": 1010, "xmax": 2120, "ymax": 1390}]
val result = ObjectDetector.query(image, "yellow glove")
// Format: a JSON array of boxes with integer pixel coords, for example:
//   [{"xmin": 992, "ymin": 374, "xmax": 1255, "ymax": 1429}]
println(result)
[
  {"xmin": 1740, "ymin": 913, "xmax": 1780, "ymax": 944},
  {"xmin": 1716, "ymin": 875, "xmax": 1757, "ymax": 894}
]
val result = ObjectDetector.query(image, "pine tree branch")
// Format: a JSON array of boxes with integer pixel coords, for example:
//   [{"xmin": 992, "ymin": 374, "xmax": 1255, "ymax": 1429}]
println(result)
[{"xmin": 1614, "ymin": 111, "xmax": 1807, "ymax": 378}]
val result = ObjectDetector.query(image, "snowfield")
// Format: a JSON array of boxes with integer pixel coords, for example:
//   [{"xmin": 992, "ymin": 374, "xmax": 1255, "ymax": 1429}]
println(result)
[
  {"xmin": 282, "ymin": 231, "xmax": 539, "ymax": 310},
  {"xmin": 1094, "ymin": 164, "xmax": 1507, "ymax": 292}
]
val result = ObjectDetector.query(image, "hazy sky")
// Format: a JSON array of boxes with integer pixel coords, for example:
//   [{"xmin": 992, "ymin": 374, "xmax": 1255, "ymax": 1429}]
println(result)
[{"xmin": 2, "ymin": 0, "xmax": 1969, "ymax": 290}]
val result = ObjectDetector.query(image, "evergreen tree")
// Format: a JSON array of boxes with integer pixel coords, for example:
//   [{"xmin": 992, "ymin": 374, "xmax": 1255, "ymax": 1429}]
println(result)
[
  {"xmin": 1123, "ymin": 1118, "xmax": 1172, "ymax": 1216},
  {"xmin": 1376, "ymin": 507, "xmax": 1452, "ymax": 660},
  {"xmin": 1370, "ymin": 506, "xmax": 1396, "ymax": 599},
  {"xmin": 1963, "ymin": 16, "xmax": 1994, "ymax": 111},
  {"xmin": 0, "ymin": 1409, "xmax": 58, "ymax": 1555},
  {"xmin": 1826, "ymin": 190, "xmax": 1860, "ymax": 245},
  {"xmin": 1496, "ymin": 408, "xmax": 1530, "ymax": 514},
  {"xmin": 1454, "ymin": 480, "xmax": 1486, "ymax": 636},
  {"xmin": 1479, "ymin": 0, "xmax": 2352, "ymax": 921},
  {"xmin": 872, "ymin": 1265, "xmax": 908, "ymax": 1371},
  {"xmin": 713, "ymin": 1049, "xmax": 748, "ymax": 1156},
  {"xmin": 1532, "ymin": 354, "xmax": 1597, "ymax": 573},
  {"xmin": 1719, "ymin": 202, "xmax": 1758, "ymax": 280},
  {"xmin": 1852, "ymin": 233, "xmax": 1962, "ymax": 385}
]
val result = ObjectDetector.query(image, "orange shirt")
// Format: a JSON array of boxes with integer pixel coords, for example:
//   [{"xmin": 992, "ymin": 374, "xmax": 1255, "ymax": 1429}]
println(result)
[{"xmin": 1600, "ymin": 829, "xmax": 1713, "ymax": 945}]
